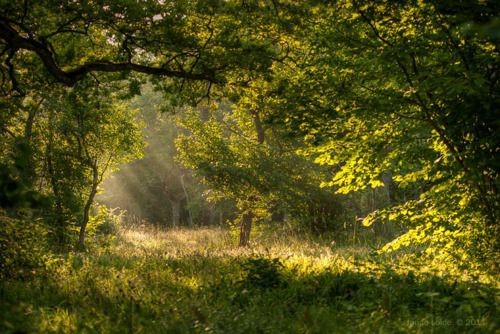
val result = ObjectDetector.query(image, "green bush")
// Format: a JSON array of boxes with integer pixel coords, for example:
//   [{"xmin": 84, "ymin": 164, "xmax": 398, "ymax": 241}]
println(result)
[
  {"xmin": 240, "ymin": 257, "xmax": 286, "ymax": 290},
  {"xmin": 87, "ymin": 205, "xmax": 123, "ymax": 238},
  {"xmin": 0, "ymin": 210, "xmax": 48, "ymax": 279}
]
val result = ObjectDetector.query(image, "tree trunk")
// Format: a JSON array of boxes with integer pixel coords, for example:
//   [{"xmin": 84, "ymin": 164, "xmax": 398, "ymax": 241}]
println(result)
[
  {"xmin": 381, "ymin": 172, "xmax": 397, "ymax": 204},
  {"xmin": 199, "ymin": 105, "xmax": 210, "ymax": 122},
  {"xmin": 78, "ymin": 165, "xmax": 98, "ymax": 250},
  {"xmin": 237, "ymin": 111, "xmax": 264, "ymax": 247},
  {"xmin": 170, "ymin": 199, "xmax": 181, "ymax": 228},
  {"xmin": 252, "ymin": 111, "xmax": 265, "ymax": 144},
  {"xmin": 239, "ymin": 212, "xmax": 252, "ymax": 247},
  {"xmin": 180, "ymin": 174, "xmax": 193, "ymax": 226}
]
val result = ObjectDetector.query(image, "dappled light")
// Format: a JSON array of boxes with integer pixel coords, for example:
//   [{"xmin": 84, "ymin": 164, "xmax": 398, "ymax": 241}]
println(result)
[
  {"xmin": 1, "ymin": 228, "xmax": 497, "ymax": 333},
  {"xmin": 1, "ymin": 1, "xmax": 498, "ymax": 333}
]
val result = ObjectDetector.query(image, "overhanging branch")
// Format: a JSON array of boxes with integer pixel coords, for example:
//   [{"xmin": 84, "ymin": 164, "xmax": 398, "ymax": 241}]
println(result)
[{"xmin": 0, "ymin": 18, "xmax": 219, "ymax": 87}]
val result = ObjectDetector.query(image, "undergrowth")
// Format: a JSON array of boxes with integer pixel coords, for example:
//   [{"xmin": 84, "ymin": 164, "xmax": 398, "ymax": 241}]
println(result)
[{"xmin": 0, "ymin": 226, "xmax": 498, "ymax": 333}]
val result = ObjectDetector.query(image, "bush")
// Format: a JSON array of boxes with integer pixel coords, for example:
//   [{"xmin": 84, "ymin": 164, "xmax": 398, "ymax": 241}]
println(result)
[
  {"xmin": 240, "ymin": 257, "xmax": 286, "ymax": 289},
  {"xmin": 0, "ymin": 210, "xmax": 48, "ymax": 279},
  {"xmin": 87, "ymin": 205, "xmax": 123, "ymax": 238}
]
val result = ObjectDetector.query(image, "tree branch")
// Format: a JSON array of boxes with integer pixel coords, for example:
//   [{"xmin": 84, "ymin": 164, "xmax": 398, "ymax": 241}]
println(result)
[
  {"xmin": 5, "ymin": 47, "xmax": 22, "ymax": 95},
  {"xmin": 0, "ymin": 18, "xmax": 219, "ymax": 87},
  {"xmin": 353, "ymin": 2, "xmax": 393, "ymax": 47}
]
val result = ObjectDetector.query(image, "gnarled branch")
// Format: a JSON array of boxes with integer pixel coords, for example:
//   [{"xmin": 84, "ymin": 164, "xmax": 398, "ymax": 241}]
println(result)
[{"xmin": 0, "ymin": 17, "xmax": 219, "ymax": 88}]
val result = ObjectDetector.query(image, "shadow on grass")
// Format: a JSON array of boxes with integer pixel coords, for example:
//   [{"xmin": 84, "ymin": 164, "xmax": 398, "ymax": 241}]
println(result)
[{"xmin": 0, "ymin": 254, "xmax": 498, "ymax": 333}]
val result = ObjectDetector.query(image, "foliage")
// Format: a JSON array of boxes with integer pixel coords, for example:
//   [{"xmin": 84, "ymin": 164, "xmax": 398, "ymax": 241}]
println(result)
[
  {"xmin": 0, "ymin": 210, "xmax": 48, "ymax": 279},
  {"xmin": 0, "ymin": 0, "xmax": 496, "ymax": 263},
  {"xmin": 98, "ymin": 86, "xmax": 229, "ymax": 228},
  {"xmin": 0, "ymin": 0, "xmax": 297, "ymax": 98},
  {"xmin": 0, "ymin": 3, "xmax": 498, "ymax": 331},
  {"xmin": 248, "ymin": 0, "xmax": 500, "ymax": 265},
  {"xmin": 0, "ymin": 80, "xmax": 143, "ymax": 248},
  {"xmin": 176, "ymin": 103, "xmax": 345, "ymax": 238},
  {"xmin": 86, "ymin": 205, "xmax": 124, "ymax": 239}
]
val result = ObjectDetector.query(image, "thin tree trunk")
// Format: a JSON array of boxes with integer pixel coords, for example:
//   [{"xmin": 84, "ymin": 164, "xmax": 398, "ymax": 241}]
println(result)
[
  {"xmin": 239, "ymin": 212, "xmax": 252, "ymax": 247},
  {"xmin": 381, "ymin": 172, "xmax": 396, "ymax": 204},
  {"xmin": 78, "ymin": 165, "xmax": 98, "ymax": 250},
  {"xmin": 180, "ymin": 174, "xmax": 193, "ymax": 226},
  {"xmin": 236, "ymin": 111, "xmax": 264, "ymax": 247},
  {"xmin": 170, "ymin": 199, "xmax": 181, "ymax": 228},
  {"xmin": 199, "ymin": 105, "xmax": 210, "ymax": 122},
  {"xmin": 252, "ymin": 111, "xmax": 265, "ymax": 144}
]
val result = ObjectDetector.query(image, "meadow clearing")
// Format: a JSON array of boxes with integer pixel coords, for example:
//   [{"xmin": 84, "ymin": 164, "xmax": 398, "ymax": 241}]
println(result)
[{"xmin": 1, "ymin": 225, "xmax": 497, "ymax": 333}]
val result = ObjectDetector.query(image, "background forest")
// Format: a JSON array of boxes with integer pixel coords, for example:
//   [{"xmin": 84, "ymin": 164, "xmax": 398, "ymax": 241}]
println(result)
[{"xmin": 0, "ymin": 0, "xmax": 498, "ymax": 333}]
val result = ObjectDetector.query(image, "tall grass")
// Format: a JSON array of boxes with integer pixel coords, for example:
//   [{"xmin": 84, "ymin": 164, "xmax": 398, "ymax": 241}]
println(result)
[{"xmin": 1, "ymin": 226, "xmax": 498, "ymax": 333}]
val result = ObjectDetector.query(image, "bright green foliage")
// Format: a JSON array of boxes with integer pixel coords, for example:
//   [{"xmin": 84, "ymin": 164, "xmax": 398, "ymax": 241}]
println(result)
[
  {"xmin": 176, "ymin": 102, "xmax": 343, "ymax": 236},
  {"xmin": 255, "ymin": 1, "xmax": 500, "ymax": 266}
]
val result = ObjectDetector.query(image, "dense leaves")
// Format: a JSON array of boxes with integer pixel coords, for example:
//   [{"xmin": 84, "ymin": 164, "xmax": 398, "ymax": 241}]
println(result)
[{"xmin": 246, "ymin": 0, "xmax": 500, "ymax": 266}]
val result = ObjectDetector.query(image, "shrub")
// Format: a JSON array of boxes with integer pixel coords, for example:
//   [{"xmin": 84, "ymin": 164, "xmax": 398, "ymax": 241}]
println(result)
[
  {"xmin": 240, "ymin": 257, "xmax": 286, "ymax": 290},
  {"xmin": 0, "ymin": 210, "xmax": 48, "ymax": 279},
  {"xmin": 87, "ymin": 205, "xmax": 123, "ymax": 238}
]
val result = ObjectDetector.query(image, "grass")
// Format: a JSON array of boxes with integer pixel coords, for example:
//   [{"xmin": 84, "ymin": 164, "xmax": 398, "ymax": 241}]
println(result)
[{"xmin": 1, "ymin": 226, "xmax": 498, "ymax": 333}]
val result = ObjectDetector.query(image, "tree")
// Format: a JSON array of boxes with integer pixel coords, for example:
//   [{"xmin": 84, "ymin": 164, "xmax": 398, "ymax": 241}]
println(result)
[
  {"xmin": 60, "ymin": 83, "xmax": 143, "ymax": 249},
  {"xmin": 0, "ymin": 0, "xmax": 299, "ymax": 99},
  {"xmin": 176, "ymin": 100, "xmax": 344, "ymax": 246},
  {"xmin": 0, "ymin": 79, "xmax": 143, "ymax": 249},
  {"xmin": 258, "ymin": 1, "xmax": 499, "ymax": 263}
]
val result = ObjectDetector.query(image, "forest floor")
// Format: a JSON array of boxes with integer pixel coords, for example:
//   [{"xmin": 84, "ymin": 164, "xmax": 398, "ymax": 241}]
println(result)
[{"xmin": 1, "ymin": 226, "xmax": 498, "ymax": 333}]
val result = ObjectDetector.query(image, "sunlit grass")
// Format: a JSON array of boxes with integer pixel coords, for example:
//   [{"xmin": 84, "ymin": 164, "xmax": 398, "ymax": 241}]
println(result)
[
  {"xmin": 119, "ymin": 226, "xmax": 234, "ymax": 254},
  {"xmin": 1, "ymin": 226, "xmax": 498, "ymax": 333},
  {"xmin": 118, "ymin": 225, "xmax": 369, "ymax": 257}
]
